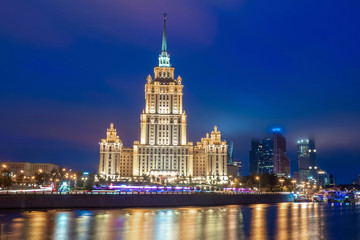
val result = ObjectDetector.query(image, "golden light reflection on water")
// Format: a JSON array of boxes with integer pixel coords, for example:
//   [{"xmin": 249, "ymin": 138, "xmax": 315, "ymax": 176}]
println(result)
[
  {"xmin": 249, "ymin": 204, "xmax": 267, "ymax": 240},
  {"xmin": 276, "ymin": 202, "xmax": 290, "ymax": 240},
  {"xmin": 0, "ymin": 203, "xmax": 356, "ymax": 240}
]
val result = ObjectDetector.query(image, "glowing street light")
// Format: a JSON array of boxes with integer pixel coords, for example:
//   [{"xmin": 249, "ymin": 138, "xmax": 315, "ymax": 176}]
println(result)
[
  {"xmin": 255, "ymin": 176, "xmax": 260, "ymax": 191},
  {"xmin": 279, "ymin": 178, "xmax": 285, "ymax": 188}
]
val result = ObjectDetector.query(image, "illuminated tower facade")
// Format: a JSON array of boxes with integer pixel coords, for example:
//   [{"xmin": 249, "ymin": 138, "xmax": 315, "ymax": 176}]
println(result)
[
  {"xmin": 193, "ymin": 126, "xmax": 228, "ymax": 182},
  {"xmin": 133, "ymin": 15, "xmax": 193, "ymax": 177},
  {"xmin": 99, "ymin": 123, "xmax": 122, "ymax": 178},
  {"xmin": 98, "ymin": 15, "xmax": 229, "ymax": 183},
  {"xmin": 99, "ymin": 123, "xmax": 133, "ymax": 180}
]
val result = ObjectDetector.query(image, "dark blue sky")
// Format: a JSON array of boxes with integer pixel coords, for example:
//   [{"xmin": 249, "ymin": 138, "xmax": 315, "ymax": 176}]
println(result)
[{"xmin": 1, "ymin": 0, "xmax": 360, "ymax": 183}]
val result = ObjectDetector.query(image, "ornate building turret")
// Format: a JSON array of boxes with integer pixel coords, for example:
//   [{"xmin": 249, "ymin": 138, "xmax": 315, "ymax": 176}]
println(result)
[
  {"xmin": 99, "ymin": 123, "xmax": 122, "ymax": 179},
  {"xmin": 99, "ymin": 123, "xmax": 133, "ymax": 180},
  {"xmin": 193, "ymin": 126, "xmax": 228, "ymax": 182}
]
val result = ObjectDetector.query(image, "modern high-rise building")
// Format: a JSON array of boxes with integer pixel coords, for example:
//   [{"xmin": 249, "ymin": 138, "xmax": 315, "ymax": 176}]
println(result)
[
  {"xmin": 258, "ymin": 137, "xmax": 274, "ymax": 174},
  {"xmin": 249, "ymin": 129, "xmax": 290, "ymax": 177},
  {"xmin": 249, "ymin": 139, "xmax": 260, "ymax": 175},
  {"xmin": 232, "ymin": 159, "xmax": 242, "ymax": 177},
  {"xmin": 227, "ymin": 140, "xmax": 234, "ymax": 165},
  {"xmin": 317, "ymin": 170, "xmax": 329, "ymax": 186},
  {"xmin": 98, "ymin": 15, "xmax": 228, "ymax": 183},
  {"xmin": 297, "ymin": 138, "xmax": 317, "ymax": 182},
  {"xmin": 273, "ymin": 132, "xmax": 290, "ymax": 177}
]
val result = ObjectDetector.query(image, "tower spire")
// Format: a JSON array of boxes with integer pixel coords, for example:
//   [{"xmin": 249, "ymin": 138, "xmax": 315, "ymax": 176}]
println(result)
[
  {"xmin": 162, "ymin": 13, "xmax": 167, "ymax": 53},
  {"xmin": 158, "ymin": 14, "xmax": 170, "ymax": 67}
]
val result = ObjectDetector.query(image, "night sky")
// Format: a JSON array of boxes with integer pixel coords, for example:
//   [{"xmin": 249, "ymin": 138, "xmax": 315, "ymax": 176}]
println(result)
[{"xmin": 1, "ymin": 1, "xmax": 360, "ymax": 184}]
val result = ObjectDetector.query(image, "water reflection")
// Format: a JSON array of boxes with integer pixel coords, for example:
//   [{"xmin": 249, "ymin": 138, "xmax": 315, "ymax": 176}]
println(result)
[
  {"xmin": 0, "ymin": 203, "xmax": 359, "ymax": 240},
  {"xmin": 249, "ymin": 204, "xmax": 267, "ymax": 239}
]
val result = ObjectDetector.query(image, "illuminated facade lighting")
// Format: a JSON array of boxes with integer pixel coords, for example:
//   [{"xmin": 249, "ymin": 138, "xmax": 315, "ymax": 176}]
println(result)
[{"xmin": 98, "ymin": 15, "xmax": 228, "ymax": 183}]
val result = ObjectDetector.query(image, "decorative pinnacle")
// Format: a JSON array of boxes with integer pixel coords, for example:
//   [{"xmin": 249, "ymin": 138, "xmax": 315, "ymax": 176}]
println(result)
[
  {"xmin": 162, "ymin": 13, "xmax": 167, "ymax": 53},
  {"xmin": 158, "ymin": 14, "xmax": 171, "ymax": 67}
]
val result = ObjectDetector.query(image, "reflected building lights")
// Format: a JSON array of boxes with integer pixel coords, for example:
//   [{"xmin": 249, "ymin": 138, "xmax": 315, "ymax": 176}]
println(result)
[
  {"xmin": 249, "ymin": 204, "xmax": 267, "ymax": 240},
  {"xmin": 0, "ymin": 203, "xmax": 357, "ymax": 239},
  {"xmin": 276, "ymin": 202, "xmax": 290, "ymax": 240},
  {"xmin": 26, "ymin": 211, "xmax": 47, "ymax": 240},
  {"xmin": 54, "ymin": 212, "xmax": 71, "ymax": 240}
]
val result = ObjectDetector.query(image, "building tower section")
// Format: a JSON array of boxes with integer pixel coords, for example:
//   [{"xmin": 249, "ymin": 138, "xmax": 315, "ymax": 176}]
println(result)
[
  {"xmin": 273, "ymin": 132, "xmax": 290, "ymax": 177},
  {"xmin": 297, "ymin": 138, "xmax": 317, "ymax": 182},
  {"xmin": 193, "ymin": 126, "xmax": 228, "ymax": 182},
  {"xmin": 99, "ymin": 123, "xmax": 122, "ymax": 179},
  {"xmin": 133, "ymin": 15, "xmax": 193, "ymax": 178}
]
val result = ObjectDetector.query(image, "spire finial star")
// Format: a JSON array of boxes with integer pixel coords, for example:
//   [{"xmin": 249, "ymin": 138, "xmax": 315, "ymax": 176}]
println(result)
[
  {"xmin": 161, "ymin": 13, "xmax": 167, "ymax": 53},
  {"xmin": 159, "ymin": 14, "xmax": 171, "ymax": 67}
]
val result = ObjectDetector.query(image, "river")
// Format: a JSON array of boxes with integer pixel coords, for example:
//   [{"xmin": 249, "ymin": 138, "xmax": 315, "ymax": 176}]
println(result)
[{"xmin": 0, "ymin": 202, "xmax": 359, "ymax": 239}]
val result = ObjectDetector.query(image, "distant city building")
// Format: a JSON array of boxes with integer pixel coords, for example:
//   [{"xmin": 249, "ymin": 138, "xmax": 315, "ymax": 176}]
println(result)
[
  {"xmin": 233, "ymin": 159, "xmax": 242, "ymax": 177},
  {"xmin": 98, "ymin": 15, "xmax": 228, "ymax": 183},
  {"xmin": 272, "ymin": 131, "xmax": 290, "ymax": 177},
  {"xmin": 0, "ymin": 161, "xmax": 59, "ymax": 177},
  {"xmin": 227, "ymin": 141, "xmax": 234, "ymax": 165},
  {"xmin": 352, "ymin": 175, "xmax": 360, "ymax": 185},
  {"xmin": 297, "ymin": 138, "xmax": 318, "ymax": 182},
  {"xmin": 317, "ymin": 170, "xmax": 329, "ymax": 186},
  {"xmin": 328, "ymin": 174, "xmax": 336, "ymax": 186},
  {"xmin": 249, "ymin": 139, "xmax": 260, "ymax": 175},
  {"xmin": 249, "ymin": 129, "xmax": 290, "ymax": 177},
  {"xmin": 227, "ymin": 165, "xmax": 238, "ymax": 180},
  {"xmin": 30, "ymin": 163, "xmax": 59, "ymax": 175},
  {"xmin": 258, "ymin": 137, "xmax": 274, "ymax": 174}
]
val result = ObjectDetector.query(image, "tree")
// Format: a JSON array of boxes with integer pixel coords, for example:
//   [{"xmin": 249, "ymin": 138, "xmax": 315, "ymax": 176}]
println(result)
[
  {"xmin": 234, "ymin": 178, "xmax": 240, "ymax": 188},
  {"xmin": 1, "ymin": 169, "xmax": 12, "ymax": 188},
  {"xmin": 16, "ymin": 172, "xmax": 25, "ymax": 184},
  {"xmin": 85, "ymin": 173, "xmax": 95, "ymax": 190},
  {"xmin": 35, "ymin": 171, "xmax": 47, "ymax": 186}
]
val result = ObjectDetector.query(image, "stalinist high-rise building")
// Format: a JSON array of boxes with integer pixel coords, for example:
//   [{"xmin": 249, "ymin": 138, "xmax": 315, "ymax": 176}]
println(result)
[{"xmin": 98, "ymin": 15, "xmax": 228, "ymax": 183}]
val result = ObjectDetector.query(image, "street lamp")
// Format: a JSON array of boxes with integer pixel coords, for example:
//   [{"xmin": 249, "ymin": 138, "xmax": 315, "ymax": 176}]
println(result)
[
  {"xmin": 1, "ymin": 164, "xmax": 8, "ymax": 188},
  {"xmin": 291, "ymin": 180, "xmax": 296, "ymax": 192},
  {"xmin": 279, "ymin": 179, "xmax": 285, "ymax": 188},
  {"xmin": 255, "ymin": 176, "xmax": 260, "ymax": 191}
]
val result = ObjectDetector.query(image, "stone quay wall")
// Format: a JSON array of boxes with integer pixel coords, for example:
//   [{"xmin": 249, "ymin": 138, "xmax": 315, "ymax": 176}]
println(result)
[{"xmin": 0, "ymin": 192, "xmax": 294, "ymax": 209}]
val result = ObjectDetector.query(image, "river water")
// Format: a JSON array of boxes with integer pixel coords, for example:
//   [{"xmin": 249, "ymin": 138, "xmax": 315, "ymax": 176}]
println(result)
[{"xmin": 0, "ymin": 202, "xmax": 359, "ymax": 240}]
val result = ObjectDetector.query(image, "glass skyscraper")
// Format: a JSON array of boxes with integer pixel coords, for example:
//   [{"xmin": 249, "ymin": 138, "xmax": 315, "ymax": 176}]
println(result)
[
  {"xmin": 297, "ymin": 138, "xmax": 317, "ymax": 182},
  {"xmin": 249, "ymin": 129, "xmax": 290, "ymax": 176}
]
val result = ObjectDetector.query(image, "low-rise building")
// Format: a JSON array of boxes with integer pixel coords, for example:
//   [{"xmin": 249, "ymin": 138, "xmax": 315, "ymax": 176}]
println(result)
[{"xmin": 0, "ymin": 161, "xmax": 59, "ymax": 177}]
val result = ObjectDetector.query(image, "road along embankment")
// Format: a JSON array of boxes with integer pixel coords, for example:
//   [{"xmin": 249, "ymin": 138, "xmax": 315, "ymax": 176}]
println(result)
[{"xmin": 0, "ymin": 192, "xmax": 294, "ymax": 209}]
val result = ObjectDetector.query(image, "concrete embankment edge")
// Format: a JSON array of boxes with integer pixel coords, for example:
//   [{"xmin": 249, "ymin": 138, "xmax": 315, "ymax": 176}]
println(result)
[{"xmin": 0, "ymin": 193, "xmax": 294, "ymax": 209}]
